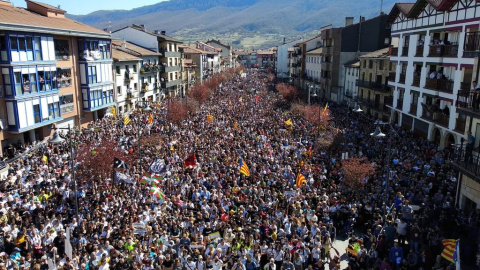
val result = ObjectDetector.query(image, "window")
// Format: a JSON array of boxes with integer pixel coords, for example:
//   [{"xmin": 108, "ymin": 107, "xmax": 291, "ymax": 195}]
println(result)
[
  {"xmin": 33, "ymin": 104, "xmax": 41, "ymax": 123},
  {"xmin": 48, "ymin": 103, "xmax": 54, "ymax": 120},
  {"xmin": 133, "ymin": 64, "xmax": 137, "ymax": 73},
  {"xmin": 54, "ymin": 39, "xmax": 69, "ymax": 60},
  {"xmin": 26, "ymin": 37, "xmax": 33, "ymax": 61},
  {"xmin": 60, "ymin": 94, "xmax": 74, "ymax": 114},
  {"xmin": 34, "ymin": 37, "xmax": 42, "ymax": 61},
  {"xmin": 56, "ymin": 67, "xmax": 71, "ymax": 88},
  {"xmin": 368, "ymin": 60, "xmax": 373, "ymax": 69},
  {"xmin": 379, "ymin": 60, "xmax": 384, "ymax": 70},
  {"xmin": 0, "ymin": 35, "xmax": 7, "ymax": 61},
  {"xmin": 13, "ymin": 72, "xmax": 22, "ymax": 95},
  {"xmin": 134, "ymin": 83, "xmax": 137, "ymax": 90},
  {"xmin": 117, "ymin": 86, "xmax": 121, "ymax": 94},
  {"xmin": 87, "ymin": 66, "xmax": 97, "ymax": 84},
  {"xmin": 148, "ymin": 76, "xmax": 152, "ymax": 84},
  {"xmin": 116, "ymin": 66, "xmax": 120, "ymax": 75},
  {"xmin": 3, "ymin": 73, "xmax": 12, "ymax": 95}
]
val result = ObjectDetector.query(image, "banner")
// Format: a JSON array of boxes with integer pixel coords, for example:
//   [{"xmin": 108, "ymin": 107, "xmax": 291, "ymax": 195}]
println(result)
[
  {"xmin": 115, "ymin": 171, "xmax": 136, "ymax": 185},
  {"xmin": 149, "ymin": 158, "xmax": 166, "ymax": 174}
]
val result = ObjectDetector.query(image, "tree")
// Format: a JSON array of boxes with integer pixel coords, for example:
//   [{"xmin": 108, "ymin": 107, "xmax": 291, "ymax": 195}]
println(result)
[
  {"xmin": 304, "ymin": 105, "xmax": 332, "ymax": 128},
  {"xmin": 167, "ymin": 99, "xmax": 189, "ymax": 123},
  {"xmin": 189, "ymin": 84, "xmax": 211, "ymax": 104},
  {"xmin": 290, "ymin": 102, "xmax": 307, "ymax": 117},
  {"xmin": 75, "ymin": 139, "xmax": 132, "ymax": 184},
  {"xmin": 341, "ymin": 157, "xmax": 376, "ymax": 189},
  {"xmin": 276, "ymin": 83, "xmax": 299, "ymax": 102}
]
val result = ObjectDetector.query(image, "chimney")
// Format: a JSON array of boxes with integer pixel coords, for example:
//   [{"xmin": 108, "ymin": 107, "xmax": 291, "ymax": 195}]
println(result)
[
  {"xmin": 154, "ymin": 30, "xmax": 160, "ymax": 34},
  {"xmin": 345, "ymin": 17, "xmax": 354, "ymax": 27},
  {"xmin": 283, "ymin": 37, "xmax": 286, "ymax": 44},
  {"xmin": 122, "ymin": 42, "xmax": 126, "ymax": 49},
  {"xmin": 140, "ymin": 24, "xmax": 145, "ymax": 30},
  {"xmin": 361, "ymin": 16, "xmax": 366, "ymax": 22},
  {"xmin": 161, "ymin": 31, "xmax": 166, "ymax": 36}
]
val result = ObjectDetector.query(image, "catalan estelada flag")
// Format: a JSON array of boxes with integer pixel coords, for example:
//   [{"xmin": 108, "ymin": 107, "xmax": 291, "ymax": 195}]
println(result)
[
  {"xmin": 123, "ymin": 114, "xmax": 131, "ymax": 125},
  {"xmin": 441, "ymin": 239, "xmax": 458, "ymax": 263},
  {"xmin": 206, "ymin": 115, "xmax": 214, "ymax": 123},
  {"xmin": 285, "ymin": 119, "xmax": 293, "ymax": 127},
  {"xmin": 295, "ymin": 171, "xmax": 307, "ymax": 188},
  {"xmin": 147, "ymin": 114, "xmax": 153, "ymax": 125},
  {"xmin": 239, "ymin": 158, "xmax": 250, "ymax": 176}
]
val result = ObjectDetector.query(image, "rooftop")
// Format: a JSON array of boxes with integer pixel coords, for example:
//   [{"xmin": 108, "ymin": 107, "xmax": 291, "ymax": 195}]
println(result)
[{"xmin": 359, "ymin": 47, "xmax": 390, "ymax": 59}]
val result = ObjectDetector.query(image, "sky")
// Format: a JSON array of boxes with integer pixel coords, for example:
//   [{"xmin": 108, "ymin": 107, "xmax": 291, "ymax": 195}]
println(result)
[{"xmin": 10, "ymin": 0, "xmax": 168, "ymax": 15}]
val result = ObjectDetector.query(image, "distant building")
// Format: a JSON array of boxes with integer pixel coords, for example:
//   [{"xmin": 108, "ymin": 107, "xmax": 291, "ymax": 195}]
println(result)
[
  {"xmin": 206, "ymin": 40, "xmax": 235, "ymax": 70},
  {"xmin": 0, "ymin": 0, "xmax": 112, "ymax": 155},
  {"xmin": 343, "ymin": 60, "xmax": 360, "ymax": 103},
  {"xmin": 111, "ymin": 25, "xmax": 182, "ymax": 97}
]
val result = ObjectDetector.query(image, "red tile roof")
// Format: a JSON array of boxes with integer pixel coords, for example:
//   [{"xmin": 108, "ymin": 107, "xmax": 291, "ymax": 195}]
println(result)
[{"xmin": 0, "ymin": 1, "xmax": 108, "ymax": 37}]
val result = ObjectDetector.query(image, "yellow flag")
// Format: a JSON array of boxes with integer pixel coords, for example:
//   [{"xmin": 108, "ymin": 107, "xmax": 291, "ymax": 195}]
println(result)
[
  {"xmin": 285, "ymin": 119, "xmax": 293, "ymax": 126},
  {"xmin": 229, "ymin": 100, "xmax": 233, "ymax": 106},
  {"xmin": 41, "ymin": 155, "xmax": 48, "ymax": 163},
  {"xmin": 111, "ymin": 106, "xmax": 117, "ymax": 120},
  {"xmin": 170, "ymin": 145, "xmax": 174, "ymax": 151},
  {"xmin": 124, "ymin": 115, "xmax": 131, "ymax": 125},
  {"xmin": 206, "ymin": 115, "xmax": 214, "ymax": 123},
  {"xmin": 234, "ymin": 122, "xmax": 238, "ymax": 130}
]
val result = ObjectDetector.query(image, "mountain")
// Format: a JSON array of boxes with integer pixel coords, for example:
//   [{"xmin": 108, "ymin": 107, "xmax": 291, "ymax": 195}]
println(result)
[{"xmin": 69, "ymin": 0, "xmax": 397, "ymax": 49}]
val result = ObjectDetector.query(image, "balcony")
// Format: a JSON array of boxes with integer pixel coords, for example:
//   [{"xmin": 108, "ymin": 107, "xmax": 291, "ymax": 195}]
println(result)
[
  {"xmin": 161, "ymin": 79, "xmax": 181, "ymax": 88},
  {"xmin": 421, "ymin": 108, "xmax": 449, "ymax": 127},
  {"xmin": 160, "ymin": 50, "xmax": 181, "ymax": 58},
  {"xmin": 449, "ymin": 144, "xmax": 480, "ymax": 183},
  {"xmin": 384, "ymin": 96, "xmax": 393, "ymax": 112},
  {"xmin": 399, "ymin": 74, "xmax": 406, "ymax": 84},
  {"xmin": 424, "ymin": 78, "xmax": 454, "ymax": 93},
  {"xmin": 391, "ymin": 47, "xmax": 398, "ymax": 56},
  {"xmin": 409, "ymin": 104, "xmax": 417, "ymax": 115},
  {"xmin": 161, "ymin": 65, "xmax": 181, "ymax": 73},
  {"xmin": 428, "ymin": 44, "xmax": 458, "ymax": 57},
  {"xmin": 464, "ymin": 31, "xmax": 480, "ymax": 57},
  {"xmin": 140, "ymin": 65, "xmax": 160, "ymax": 74},
  {"xmin": 358, "ymin": 97, "xmax": 375, "ymax": 107},
  {"xmin": 412, "ymin": 76, "xmax": 420, "ymax": 87},
  {"xmin": 455, "ymin": 90, "xmax": 480, "ymax": 117},
  {"xmin": 388, "ymin": 72, "xmax": 396, "ymax": 82},
  {"xmin": 402, "ymin": 46, "xmax": 409, "ymax": 56},
  {"xmin": 415, "ymin": 46, "xmax": 424, "ymax": 57},
  {"xmin": 141, "ymin": 84, "xmax": 149, "ymax": 93},
  {"xmin": 60, "ymin": 103, "xmax": 74, "ymax": 115},
  {"xmin": 396, "ymin": 98, "xmax": 403, "ymax": 110},
  {"xmin": 124, "ymin": 77, "xmax": 131, "ymax": 84},
  {"xmin": 356, "ymin": 80, "xmax": 390, "ymax": 92}
]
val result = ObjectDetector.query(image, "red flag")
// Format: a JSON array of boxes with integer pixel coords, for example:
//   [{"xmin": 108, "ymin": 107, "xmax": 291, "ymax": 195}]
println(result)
[
  {"xmin": 255, "ymin": 95, "xmax": 260, "ymax": 103},
  {"xmin": 184, "ymin": 153, "xmax": 197, "ymax": 169}
]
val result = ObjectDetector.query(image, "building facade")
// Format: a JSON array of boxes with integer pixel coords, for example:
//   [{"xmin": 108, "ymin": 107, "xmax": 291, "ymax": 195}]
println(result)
[
  {"xmin": 358, "ymin": 47, "xmax": 395, "ymax": 121},
  {"xmin": 387, "ymin": 0, "xmax": 480, "ymax": 210},
  {"xmin": 343, "ymin": 60, "xmax": 360, "ymax": 103},
  {"xmin": 206, "ymin": 40, "xmax": 234, "ymax": 71},
  {"xmin": 0, "ymin": 0, "xmax": 112, "ymax": 155},
  {"xmin": 111, "ymin": 25, "xmax": 182, "ymax": 97}
]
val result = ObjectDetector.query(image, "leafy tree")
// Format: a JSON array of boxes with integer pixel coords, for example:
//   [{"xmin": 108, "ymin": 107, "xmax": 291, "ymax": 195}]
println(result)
[
  {"xmin": 189, "ymin": 84, "xmax": 211, "ymax": 104},
  {"xmin": 341, "ymin": 157, "xmax": 376, "ymax": 189},
  {"xmin": 276, "ymin": 83, "xmax": 299, "ymax": 102},
  {"xmin": 167, "ymin": 99, "xmax": 189, "ymax": 123}
]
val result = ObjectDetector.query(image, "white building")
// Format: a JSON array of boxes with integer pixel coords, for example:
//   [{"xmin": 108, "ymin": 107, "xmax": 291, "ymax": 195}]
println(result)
[
  {"xmin": 387, "ymin": 0, "xmax": 480, "ymax": 210},
  {"xmin": 305, "ymin": 47, "xmax": 323, "ymax": 102},
  {"xmin": 343, "ymin": 60, "xmax": 360, "ymax": 102},
  {"xmin": 112, "ymin": 43, "xmax": 141, "ymax": 114},
  {"xmin": 276, "ymin": 39, "xmax": 302, "ymax": 80}
]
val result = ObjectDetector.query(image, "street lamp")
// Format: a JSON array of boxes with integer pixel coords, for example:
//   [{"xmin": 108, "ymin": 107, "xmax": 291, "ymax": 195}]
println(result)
[
  {"xmin": 143, "ymin": 105, "xmax": 152, "ymax": 112},
  {"xmin": 353, "ymin": 104, "xmax": 363, "ymax": 113},
  {"xmin": 49, "ymin": 124, "xmax": 80, "ymax": 227}
]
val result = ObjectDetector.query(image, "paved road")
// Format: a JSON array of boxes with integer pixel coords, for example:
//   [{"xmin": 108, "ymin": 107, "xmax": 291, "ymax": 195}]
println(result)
[{"xmin": 329, "ymin": 235, "xmax": 350, "ymax": 270}]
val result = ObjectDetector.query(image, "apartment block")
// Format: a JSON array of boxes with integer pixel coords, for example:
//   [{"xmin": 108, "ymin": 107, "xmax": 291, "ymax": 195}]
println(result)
[
  {"xmin": 0, "ymin": 0, "xmax": 112, "ymax": 155},
  {"xmin": 387, "ymin": 0, "xmax": 480, "ymax": 210}
]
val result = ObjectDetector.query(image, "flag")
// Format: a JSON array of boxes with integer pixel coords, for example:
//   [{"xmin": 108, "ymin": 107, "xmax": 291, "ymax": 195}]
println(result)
[
  {"xmin": 255, "ymin": 95, "xmax": 260, "ymax": 103},
  {"xmin": 41, "ymin": 155, "xmax": 48, "ymax": 164},
  {"xmin": 239, "ymin": 158, "xmax": 250, "ymax": 176},
  {"xmin": 170, "ymin": 145, "xmax": 174, "ymax": 151},
  {"xmin": 285, "ymin": 119, "xmax": 293, "ymax": 126},
  {"xmin": 233, "ymin": 122, "xmax": 238, "ymax": 130},
  {"xmin": 149, "ymin": 158, "xmax": 166, "ymax": 174},
  {"xmin": 206, "ymin": 115, "xmax": 214, "ymax": 123},
  {"xmin": 113, "ymin": 157, "xmax": 128, "ymax": 169},
  {"xmin": 441, "ymin": 239, "xmax": 458, "ymax": 263},
  {"xmin": 124, "ymin": 114, "xmax": 131, "ymax": 125},
  {"xmin": 184, "ymin": 154, "xmax": 197, "ymax": 169},
  {"xmin": 150, "ymin": 183, "xmax": 165, "ymax": 200},
  {"xmin": 295, "ymin": 171, "xmax": 307, "ymax": 188},
  {"xmin": 306, "ymin": 145, "xmax": 313, "ymax": 158},
  {"xmin": 147, "ymin": 114, "xmax": 153, "ymax": 125},
  {"xmin": 115, "ymin": 171, "xmax": 136, "ymax": 185},
  {"xmin": 323, "ymin": 102, "xmax": 328, "ymax": 112},
  {"xmin": 140, "ymin": 172, "xmax": 161, "ymax": 185},
  {"xmin": 111, "ymin": 106, "xmax": 117, "ymax": 120},
  {"xmin": 229, "ymin": 100, "xmax": 233, "ymax": 106}
]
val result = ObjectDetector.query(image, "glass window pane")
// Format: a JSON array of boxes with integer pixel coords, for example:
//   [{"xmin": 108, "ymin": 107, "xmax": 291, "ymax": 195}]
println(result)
[
  {"xmin": 18, "ymin": 37, "xmax": 26, "ymax": 50},
  {"xmin": 26, "ymin": 37, "xmax": 33, "ymax": 50},
  {"xmin": 10, "ymin": 37, "xmax": 17, "ymax": 50},
  {"xmin": 34, "ymin": 37, "xmax": 41, "ymax": 50}
]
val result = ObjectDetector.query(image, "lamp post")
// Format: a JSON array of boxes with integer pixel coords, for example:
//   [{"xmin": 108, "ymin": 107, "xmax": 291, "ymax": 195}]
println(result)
[
  {"xmin": 49, "ymin": 124, "xmax": 80, "ymax": 226},
  {"xmin": 138, "ymin": 130, "xmax": 142, "ymax": 157}
]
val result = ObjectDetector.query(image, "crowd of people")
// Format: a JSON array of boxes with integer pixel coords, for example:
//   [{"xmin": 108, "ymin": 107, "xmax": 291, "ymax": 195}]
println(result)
[{"xmin": 0, "ymin": 69, "xmax": 479, "ymax": 270}]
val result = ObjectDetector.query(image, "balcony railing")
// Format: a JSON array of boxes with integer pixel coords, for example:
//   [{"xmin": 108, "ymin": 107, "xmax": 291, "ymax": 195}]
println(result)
[
  {"xmin": 391, "ymin": 47, "xmax": 398, "ymax": 56},
  {"xmin": 428, "ymin": 44, "xmax": 458, "ymax": 57},
  {"xmin": 396, "ymin": 98, "xmax": 403, "ymax": 109},
  {"xmin": 384, "ymin": 96, "xmax": 393, "ymax": 112},
  {"xmin": 464, "ymin": 31, "xmax": 480, "ymax": 57},
  {"xmin": 424, "ymin": 78, "xmax": 454, "ymax": 93},
  {"xmin": 388, "ymin": 72, "xmax": 396, "ymax": 82},
  {"xmin": 356, "ymin": 80, "xmax": 390, "ymax": 92},
  {"xmin": 410, "ymin": 104, "xmax": 417, "ymax": 115},
  {"xmin": 412, "ymin": 76, "xmax": 420, "ymax": 87},
  {"xmin": 402, "ymin": 46, "xmax": 409, "ymax": 56},
  {"xmin": 456, "ymin": 90, "xmax": 480, "ymax": 112},
  {"xmin": 449, "ymin": 144, "xmax": 480, "ymax": 183},
  {"xmin": 415, "ymin": 46, "xmax": 424, "ymax": 57},
  {"xmin": 421, "ymin": 108, "xmax": 449, "ymax": 127},
  {"xmin": 399, "ymin": 74, "xmax": 406, "ymax": 84},
  {"xmin": 60, "ymin": 103, "xmax": 74, "ymax": 115}
]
